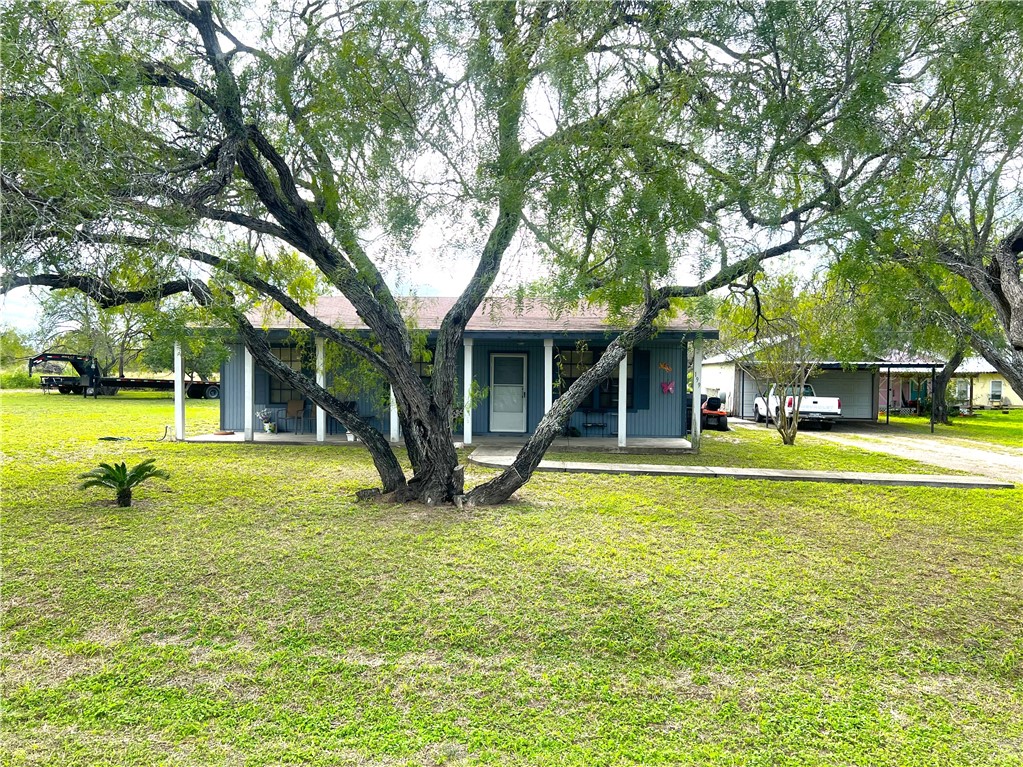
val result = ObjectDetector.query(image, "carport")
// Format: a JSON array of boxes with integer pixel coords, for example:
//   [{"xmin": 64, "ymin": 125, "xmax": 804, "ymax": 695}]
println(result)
[{"xmin": 703, "ymin": 355, "xmax": 945, "ymax": 433}]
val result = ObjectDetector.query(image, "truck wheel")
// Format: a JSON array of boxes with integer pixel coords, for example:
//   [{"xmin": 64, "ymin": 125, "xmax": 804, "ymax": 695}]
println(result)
[
  {"xmin": 203, "ymin": 385, "xmax": 220, "ymax": 400},
  {"xmin": 754, "ymin": 405, "xmax": 764, "ymax": 423},
  {"xmin": 820, "ymin": 422, "xmax": 833, "ymax": 431}
]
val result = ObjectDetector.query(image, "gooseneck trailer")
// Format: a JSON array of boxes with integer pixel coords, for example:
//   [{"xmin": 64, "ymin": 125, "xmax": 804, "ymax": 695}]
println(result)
[{"xmin": 28, "ymin": 353, "xmax": 220, "ymax": 399}]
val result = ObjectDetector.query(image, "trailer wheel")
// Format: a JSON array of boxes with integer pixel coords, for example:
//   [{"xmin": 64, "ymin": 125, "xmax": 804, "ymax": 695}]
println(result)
[
  {"xmin": 71, "ymin": 386, "xmax": 84, "ymax": 395},
  {"xmin": 203, "ymin": 385, "xmax": 220, "ymax": 400},
  {"xmin": 186, "ymin": 384, "xmax": 203, "ymax": 399},
  {"xmin": 58, "ymin": 386, "xmax": 72, "ymax": 395},
  {"xmin": 101, "ymin": 386, "xmax": 119, "ymax": 396}
]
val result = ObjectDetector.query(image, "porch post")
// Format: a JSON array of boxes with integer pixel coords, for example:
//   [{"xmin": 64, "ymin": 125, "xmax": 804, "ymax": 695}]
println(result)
[
  {"xmin": 463, "ymin": 338, "xmax": 474, "ymax": 445},
  {"xmin": 389, "ymin": 386, "xmax": 400, "ymax": 442},
  {"xmin": 173, "ymin": 341, "xmax": 185, "ymax": 441},
  {"xmin": 315, "ymin": 336, "xmax": 326, "ymax": 442},
  {"xmin": 617, "ymin": 355, "xmax": 628, "ymax": 447},
  {"xmin": 691, "ymin": 336, "xmax": 704, "ymax": 449},
  {"xmin": 543, "ymin": 338, "xmax": 554, "ymax": 414},
  {"xmin": 886, "ymin": 366, "xmax": 891, "ymax": 425},
  {"xmin": 243, "ymin": 347, "xmax": 254, "ymax": 442}
]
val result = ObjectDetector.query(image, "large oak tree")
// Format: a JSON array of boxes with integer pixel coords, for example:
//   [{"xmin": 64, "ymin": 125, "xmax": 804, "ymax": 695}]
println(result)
[{"xmin": 1, "ymin": 1, "xmax": 987, "ymax": 504}]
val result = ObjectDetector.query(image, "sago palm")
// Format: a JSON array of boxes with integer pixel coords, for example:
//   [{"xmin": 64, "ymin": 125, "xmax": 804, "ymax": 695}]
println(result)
[{"xmin": 78, "ymin": 458, "xmax": 170, "ymax": 507}]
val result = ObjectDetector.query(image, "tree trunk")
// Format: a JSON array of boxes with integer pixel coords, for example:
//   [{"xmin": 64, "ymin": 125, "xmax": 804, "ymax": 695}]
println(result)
[
  {"xmin": 932, "ymin": 346, "xmax": 966, "ymax": 425},
  {"xmin": 464, "ymin": 300, "xmax": 667, "ymax": 506},
  {"xmin": 117, "ymin": 489, "xmax": 132, "ymax": 507}
]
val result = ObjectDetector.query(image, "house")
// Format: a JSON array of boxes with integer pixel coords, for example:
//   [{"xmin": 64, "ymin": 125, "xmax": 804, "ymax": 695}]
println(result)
[
  {"xmin": 952, "ymin": 357, "xmax": 1021, "ymax": 410},
  {"xmin": 875, "ymin": 353, "xmax": 946, "ymax": 415},
  {"xmin": 184, "ymin": 297, "xmax": 717, "ymax": 445}
]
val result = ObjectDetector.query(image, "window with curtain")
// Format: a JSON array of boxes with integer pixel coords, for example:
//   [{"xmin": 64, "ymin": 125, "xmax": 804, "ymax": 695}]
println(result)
[{"xmin": 557, "ymin": 347, "xmax": 634, "ymax": 410}]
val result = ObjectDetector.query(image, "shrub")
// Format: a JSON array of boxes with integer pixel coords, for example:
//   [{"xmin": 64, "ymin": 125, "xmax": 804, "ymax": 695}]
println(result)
[
  {"xmin": 78, "ymin": 458, "xmax": 170, "ymax": 507},
  {"xmin": 0, "ymin": 370, "xmax": 40, "ymax": 389}
]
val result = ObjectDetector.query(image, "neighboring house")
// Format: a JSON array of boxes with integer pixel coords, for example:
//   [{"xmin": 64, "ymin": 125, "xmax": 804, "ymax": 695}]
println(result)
[
  {"xmin": 875, "ymin": 353, "xmax": 946, "ymax": 415},
  {"xmin": 211, "ymin": 297, "xmax": 716, "ymax": 444},
  {"xmin": 952, "ymin": 357, "xmax": 1022, "ymax": 410}
]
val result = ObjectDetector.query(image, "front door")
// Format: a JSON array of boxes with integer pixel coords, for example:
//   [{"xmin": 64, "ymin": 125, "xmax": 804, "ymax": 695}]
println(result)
[{"xmin": 490, "ymin": 353, "xmax": 527, "ymax": 432}]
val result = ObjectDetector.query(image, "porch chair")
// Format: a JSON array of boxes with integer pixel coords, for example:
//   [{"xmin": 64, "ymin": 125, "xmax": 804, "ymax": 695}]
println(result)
[{"xmin": 283, "ymin": 399, "xmax": 306, "ymax": 434}]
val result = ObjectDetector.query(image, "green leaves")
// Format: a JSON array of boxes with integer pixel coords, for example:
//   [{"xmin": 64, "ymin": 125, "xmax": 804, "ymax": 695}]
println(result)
[{"xmin": 78, "ymin": 458, "xmax": 170, "ymax": 507}]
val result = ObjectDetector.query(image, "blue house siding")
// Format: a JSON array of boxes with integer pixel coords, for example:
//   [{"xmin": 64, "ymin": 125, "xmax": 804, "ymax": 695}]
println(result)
[
  {"xmin": 219, "ymin": 342, "xmax": 390, "ymax": 434},
  {"xmin": 219, "ymin": 337, "xmax": 689, "ymax": 438}
]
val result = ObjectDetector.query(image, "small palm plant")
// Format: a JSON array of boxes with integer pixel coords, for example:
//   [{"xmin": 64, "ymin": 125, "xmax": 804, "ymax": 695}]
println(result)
[{"xmin": 78, "ymin": 458, "xmax": 170, "ymax": 507}]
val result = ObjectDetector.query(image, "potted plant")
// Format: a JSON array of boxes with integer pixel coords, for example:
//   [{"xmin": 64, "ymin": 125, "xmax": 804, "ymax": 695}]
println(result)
[{"xmin": 256, "ymin": 408, "xmax": 277, "ymax": 433}]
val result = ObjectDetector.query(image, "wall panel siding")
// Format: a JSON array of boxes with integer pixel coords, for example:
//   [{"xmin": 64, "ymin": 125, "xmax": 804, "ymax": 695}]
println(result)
[{"xmin": 220, "ymin": 344, "xmax": 246, "ymax": 431}]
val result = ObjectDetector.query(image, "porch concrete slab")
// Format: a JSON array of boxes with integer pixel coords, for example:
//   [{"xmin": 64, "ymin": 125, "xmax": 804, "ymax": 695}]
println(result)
[
  {"xmin": 468, "ymin": 450, "xmax": 1014, "ymax": 489},
  {"xmin": 463, "ymin": 436, "xmax": 694, "ymax": 454}
]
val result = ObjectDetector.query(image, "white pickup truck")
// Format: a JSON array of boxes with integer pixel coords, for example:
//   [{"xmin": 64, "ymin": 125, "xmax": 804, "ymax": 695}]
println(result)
[{"xmin": 753, "ymin": 384, "xmax": 841, "ymax": 430}]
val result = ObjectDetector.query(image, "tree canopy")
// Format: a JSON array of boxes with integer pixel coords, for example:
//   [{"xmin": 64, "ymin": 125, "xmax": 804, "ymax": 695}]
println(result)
[{"xmin": 2, "ymin": 0, "xmax": 1013, "ymax": 504}]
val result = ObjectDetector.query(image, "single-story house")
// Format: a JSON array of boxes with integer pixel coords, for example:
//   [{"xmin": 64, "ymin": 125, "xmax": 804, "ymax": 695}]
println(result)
[
  {"xmin": 952, "ymin": 357, "xmax": 1021, "ymax": 409},
  {"xmin": 875, "ymin": 353, "xmax": 946, "ymax": 415},
  {"xmin": 193, "ymin": 297, "xmax": 716, "ymax": 445}
]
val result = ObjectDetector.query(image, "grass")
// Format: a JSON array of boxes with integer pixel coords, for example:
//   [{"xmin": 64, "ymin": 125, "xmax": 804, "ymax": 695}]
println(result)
[
  {"xmin": 2, "ymin": 391, "xmax": 1022, "ymax": 766},
  {"xmin": 881, "ymin": 409, "xmax": 1023, "ymax": 449},
  {"xmin": 548, "ymin": 424, "xmax": 965, "ymax": 474}
]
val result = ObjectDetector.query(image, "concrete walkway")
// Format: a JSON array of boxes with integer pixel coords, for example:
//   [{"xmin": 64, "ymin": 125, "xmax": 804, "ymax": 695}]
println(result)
[{"xmin": 468, "ymin": 448, "xmax": 1015, "ymax": 489}]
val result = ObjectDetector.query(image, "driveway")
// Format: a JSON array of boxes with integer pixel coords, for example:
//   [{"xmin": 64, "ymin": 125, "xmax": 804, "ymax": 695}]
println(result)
[{"xmin": 733, "ymin": 421, "xmax": 1022, "ymax": 484}]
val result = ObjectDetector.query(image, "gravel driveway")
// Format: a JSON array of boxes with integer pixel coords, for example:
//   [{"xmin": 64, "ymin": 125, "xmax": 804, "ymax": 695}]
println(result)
[{"xmin": 800, "ymin": 430, "xmax": 1021, "ymax": 484}]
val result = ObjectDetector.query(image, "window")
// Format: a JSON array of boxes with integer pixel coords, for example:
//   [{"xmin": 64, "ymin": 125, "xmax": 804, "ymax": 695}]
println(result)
[
  {"xmin": 270, "ymin": 346, "xmax": 304, "ymax": 403},
  {"xmin": 990, "ymin": 380, "xmax": 1003, "ymax": 401},
  {"xmin": 955, "ymin": 379, "xmax": 969, "ymax": 401},
  {"xmin": 413, "ymin": 347, "xmax": 434, "ymax": 386},
  {"xmin": 557, "ymin": 346, "xmax": 634, "ymax": 410}
]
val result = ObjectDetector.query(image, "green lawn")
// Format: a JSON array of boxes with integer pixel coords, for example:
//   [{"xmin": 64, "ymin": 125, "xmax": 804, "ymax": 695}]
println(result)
[
  {"xmin": 881, "ymin": 409, "xmax": 1023, "ymax": 449},
  {"xmin": 549, "ymin": 424, "xmax": 964, "ymax": 474},
  {"xmin": 2, "ymin": 391, "xmax": 1021, "ymax": 766}
]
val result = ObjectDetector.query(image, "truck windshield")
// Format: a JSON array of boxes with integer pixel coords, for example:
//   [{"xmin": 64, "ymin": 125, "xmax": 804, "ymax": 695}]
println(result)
[{"xmin": 783, "ymin": 385, "xmax": 815, "ymax": 397}]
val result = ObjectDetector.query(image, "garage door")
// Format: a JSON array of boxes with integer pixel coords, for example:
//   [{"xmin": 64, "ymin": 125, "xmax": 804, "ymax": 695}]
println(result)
[
  {"xmin": 809, "ymin": 370, "xmax": 875, "ymax": 420},
  {"xmin": 737, "ymin": 369, "xmax": 767, "ymax": 419}
]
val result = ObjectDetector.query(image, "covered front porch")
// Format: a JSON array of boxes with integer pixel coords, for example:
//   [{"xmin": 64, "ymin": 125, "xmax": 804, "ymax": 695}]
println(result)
[{"xmin": 171, "ymin": 332, "xmax": 711, "ymax": 449}]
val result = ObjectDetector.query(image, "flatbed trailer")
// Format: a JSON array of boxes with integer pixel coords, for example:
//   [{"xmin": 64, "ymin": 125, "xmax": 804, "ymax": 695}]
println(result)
[{"xmin": 28, "ymin": 354, "xmax": 220, "ymax": 399}]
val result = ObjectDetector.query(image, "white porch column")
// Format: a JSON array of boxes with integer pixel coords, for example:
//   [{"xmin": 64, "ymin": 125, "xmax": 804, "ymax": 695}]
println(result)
[
  {"xmin": 173, "ymin": 341, "xmax": 186, "ymax": 441},
  {"xmin": 617, "ymin": 354, "xmax": 628, "ymax": 447},
  {"xmin": 691, "ymin": 337, "xmax": 704, "ymax": 449},
  {"xmin": 315, "ymin": 337, "xmax": 326, "ymax": 442},
  {"xmin": 389, "ymin": 386, "xmax": 400, "ymax": 442},
  {"xmin": 463, "ymin": 338, "xmax": 474, "ymax": 445},
  {"xmin": 243, "ymin": 346, "xmax": 254, "ymax": 442},
  {"xmin": 543, "ymin": 338, "xmax": 554, "ymax": 414}
]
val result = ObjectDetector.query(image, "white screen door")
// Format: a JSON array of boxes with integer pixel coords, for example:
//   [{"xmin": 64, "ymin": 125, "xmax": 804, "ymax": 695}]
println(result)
[{"xmin": 490, "ymin": 354, "xmax": 527, "ymax": 432}]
